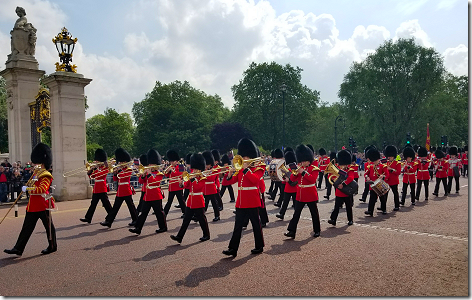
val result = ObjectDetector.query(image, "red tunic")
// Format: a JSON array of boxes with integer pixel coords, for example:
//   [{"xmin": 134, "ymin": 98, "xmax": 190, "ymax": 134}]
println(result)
[
  {"xmin": 226, "ymin": 166, "xmax": 264, "ymax": 208},
  {"xmin": 138, "ymin": 174, "xmax": 147, "ymax": 193},
  {"xmin": 385, "ymin": 160, "xmax": 401, "ymax": 186},
  {"xmin": 90, "ymin": 165, "xmax": 109, "ymax": 194},
  {"xmin": 402, "ymin": 161, "xmax": 418, "ymax": 184},
  {"xmin": 203, "ymin": 169, "xmax": 218, "ymax": 195},
  {"xmin": 416, "ymin": 159, "xmax": 431, "ymax": 180},
  {"xmin": 461, "ymin": 153, "xmax": 468, "ymax": 166},
  {"xmin": 365, "ymin": 163, "xmax": 389, "ymax": 190},
  {"xmin": 187, "ymin": 176, "xmax": 206, "ymax": 209},
  {"xmin": 435, "ymin": 160, "xmax": 449, "ymax": 178},
  {"xmin": 144, "ymin": 171, "xmax": 165, "ymax": 201},
  {"xmin": 290, "ymin": 165, "xmax": 319, "ymax": 202},
  {"xmin": 318, "ymin": 156, "xmax": 330, "ymax": 172},
  {"xmin": 26, "ymin": 171, "xmax": 55, "ymax": 212},
  {"xmin": 165, "ymin": 166, "xmax": 183, "ymax": 192},
  {"xmin": 350, "ymin": 163, "xmax": 359, "ymax": 179},
  {"xmin": 114, "ymin": 168, "xmax": 133, "ymax": 197},
  {"xmin": 447, "ymin": 158, "xmax": 462, "ymax": 177},
  {"xmin": 328, "ymin": 165, "xmax": 354, "ymax": 197}
]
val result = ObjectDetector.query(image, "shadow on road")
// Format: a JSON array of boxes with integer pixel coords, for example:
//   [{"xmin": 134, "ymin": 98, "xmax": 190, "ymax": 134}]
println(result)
[
  {"xmin": 0, "ymin": 254, "xmax": 42, "ymax": 268},
  {"xmin": 264, "ymin": 236, "xmax": 312, "ymax": 256},
  {"xmin": 82, "ymin": 233, "xmax": 149, "ymax": 251},
  {"xmin": 133, "ymin": 241, "xmax": 200, "ymax": 262},
  {"xmin": 57, "ymin": 226, "xmax": 128, "ymax": 240},
  {"xmin": 175, "ymin": 255, "xmax": 255, "ymax": 287}
]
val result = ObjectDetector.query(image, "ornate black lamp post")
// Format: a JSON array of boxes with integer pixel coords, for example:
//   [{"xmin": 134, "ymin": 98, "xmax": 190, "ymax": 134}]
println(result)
[
  {"xmin": 52, "ymin": 27, "xmax": 77, "ymax": 72},
  {"xmin": 281, "ymin": 83, "xmax": 287, "ymax": 150}
]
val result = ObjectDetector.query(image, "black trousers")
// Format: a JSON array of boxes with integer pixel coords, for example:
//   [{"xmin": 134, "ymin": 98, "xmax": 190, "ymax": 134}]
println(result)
[
  {"xmin": 416, "ymin": 180, "xmax": 429, "ymax": 200},
  {"xmin": 367, "ymin": 190, "xmax": 388, "ymax": 212},
  {"xmin": 204, "ymin": 194, "xmax": 220, "ymax": 218},
  {"xmin": 433, "ymin": 177, "xmax": 448, "ymax": 195},
  {"xmin": 176, "ymin": 207, "xmax": 210, "ymax": 239},
  {"xmin": 447, "ymin": 176, "xmax": 460, "ymax": 193},
  {"xmin": 401, "ymin": 182, "xmax": 416, "ymax": 204},
  {"xmin": 330, "ymin": 196, "xmax": 353, "ymax": 222},
  {"xmin": 229, "ymin": 207, "xmax": 264, "ymax": 251},
  {"xmin": 325, "ymin": 173, "xmax": 332, "ymax": 197},
  {"xmin": 14, "ymin": 210, "xmax": 56, "ymax": 252},
  {"xmin": 220, "ymin": 185, "xmax": 235, "ymax": 202},
  {"xmin": 287, "ymin": 200, "xmax": 321, "ymax": 234},
  {"xmin": 317, "ymin": 172, "xmax": 324, "ymax": 189},
  {"xmin": 135, "ymin": 200, "xmax": 167, "ymax": 231},
  {"xmin": 463, "ymin": 164, "xmax": 468, "ymax": 177},
  {"xmin": 278, "ymin": 191, "xmax": 296, "ymax": 216},
  {"xmin": 84, "ymin": 192, "xmax": 112, "ymax": 221},
  {"xmin": 136, "ymin": 191, "xmax": 145, "ymax": 214},
  {"xmin": 275, "ymin": 183, "xmax": 286, "ymax": 206},
  {"xmin": 105, "ymin": 195, "xmax": 138, "ymax": 223},
  {"xmin": 164, "ymin": 190, "xmax": 185, "ymax": 215},
  {"xmin": 215, "ymin": 190, "xmax": 224, "ymax": 209},
  {"xmin": 269, "ymin": 181, "xmax": 282, "ymax": 200},
  {"xmin": 267, "ymin": 181, "xmax": 275, "ymax": 194},
  {"xmin": 361, "ymin": 180, "xmax": 370, "ymax": 201},
  {"xmin": 386, "ymin": 184, "xmax": 400, "ymax": 208}
]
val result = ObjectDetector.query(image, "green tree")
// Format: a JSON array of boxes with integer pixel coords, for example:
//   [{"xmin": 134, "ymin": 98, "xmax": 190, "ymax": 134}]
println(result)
[
  {"xmin": 0, "ymin": 77, "xmax": 8, "ymax": 153},
  {"xmin": 86, "ymin": 108, "xmax": 134, "ymax": 157},
  {"xmin": 132, "ymin": 81, "xmax": 230, "ymax": 156},
  {"xmin": 339, "ymin": 38, "xmax": 445, "ymax": 149},
  {"xmin": 86, "ymin": 143, "xmax": 103, "ymax": 161},
  {"xmin": 231, "ymin": 62, "xmax": 320, "ymax": 150},
  {"xmin": 210, "ymin": 122, "xmax": 253, "ymax": 153}
]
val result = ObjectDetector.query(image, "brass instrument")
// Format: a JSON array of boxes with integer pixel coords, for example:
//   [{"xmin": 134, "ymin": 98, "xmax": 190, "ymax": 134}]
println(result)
[
  {"xmin": 63, "ymin": 159, "xmax": 115, "ymax": 178},
  {"xmin": 232, "ymin": 155, "xmax": 264, "ymax": 171},
  {"xmin": 324, "ymin": 160, "xmax": 358, "ymax": 195},
  {"xmin": 112, "ymin": 161, "xmax": 134, "ymax": 172},
  {"xmin": 278, "ymin": 163, "xmax": 301, "ymax": 176},
  {"xmin": 136, "ymin": 164, "xmax": 165, "ymax": 176},
  {"xmin": 325, "ymin": 160, "xmax": 341, "ymax": 186}
]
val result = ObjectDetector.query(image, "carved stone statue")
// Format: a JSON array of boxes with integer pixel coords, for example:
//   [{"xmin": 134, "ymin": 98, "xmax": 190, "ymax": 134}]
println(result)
[{"xmin": 10, "ymin": 6, "xmax": 37, "ymax": 56}]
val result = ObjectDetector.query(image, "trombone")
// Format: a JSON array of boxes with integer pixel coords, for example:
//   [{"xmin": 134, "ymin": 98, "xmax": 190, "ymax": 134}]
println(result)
[
  {"xmin": 62, "ymin": 159, "xmax": 115, "ymax": 178},
  {"xmin": 232, "ymin": 155, "xmax": 264, "ymax": 171}
]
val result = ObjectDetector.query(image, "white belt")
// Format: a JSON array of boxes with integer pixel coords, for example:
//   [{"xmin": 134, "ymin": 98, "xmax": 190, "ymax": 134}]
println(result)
[
  {"xmin": 190, "ymin": 192, "xmax": 203, "ymax": 196},
  {"xmin": 418, "ymin": 170, "xmax": 429, "ymax": 172},
  {"xmin": 118, "ymin": 182, "xmax": 129, "ymax": 185},
  {"xmin": 404, "ymin": 173, "xmax": 415, "ymax": 175},
  {"xmin": 95, "ymin": 180, "xmax": 105, "ymax": 182},
  {"xmin": 299, "ymin": 183, "xmax": 316, "ymax": 188},
  {"xmin": 238, "ymin": 187, "xmax": 258, "ymax": 191},
  {"xmin": 205, "ymin": 182, "xmax": 215, "ymax": 185}
]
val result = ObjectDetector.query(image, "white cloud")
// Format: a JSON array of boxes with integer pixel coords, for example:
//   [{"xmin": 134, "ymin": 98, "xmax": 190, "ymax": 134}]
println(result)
[
  {"xmin": 443, "ymin": 44, "xmax": 468, "ymax": 76},
  {"xmin": 394, "ymin": 19, "xmax": 432, "ymax": 48}
]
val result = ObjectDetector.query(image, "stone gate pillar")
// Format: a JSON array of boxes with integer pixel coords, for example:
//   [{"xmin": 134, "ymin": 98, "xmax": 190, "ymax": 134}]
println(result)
[
  {"xmin": 0, "ymin": 56, "xmax": 45, "ymax": 163},
  {"xmin": 42, "ymin": 72, "xmax": 92, "ymax": 201}
]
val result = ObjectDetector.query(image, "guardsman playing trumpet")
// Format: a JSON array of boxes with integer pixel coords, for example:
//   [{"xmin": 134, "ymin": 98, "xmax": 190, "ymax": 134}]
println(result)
[
  {"xmin": 80, "ymin": 148, "xmax": 112, "ymax": 223},
  {"xmin": 327, "ymin": 150, "xmax": 355, "ymax": 226},
  {"xmin": 223, "ymin": 138, "xmax": 265, "ymax": 257},
  {"xmin": 130, "ymin": 149, "xmax": 167, "ymax": 235},
  {"xmin": 100, "ymin": 148, "xmax": 138, "ymax": 228},
  {"xmin": 400, "ymin": 146, "xmax": 418, "ymax": 206},
  {"xmin": 415, "ymin": 147, "xmax": 431, "ymax": 201},
  {"xmin": 384, "ymin": 145, "xmax": 401, "ymax": 211},
  {"xmin": 170, "ymin": 153, "xmax": 210, "ymax": 243},
  {"xmin": 4, "ymin": 143, "xmax": 57, "ymax": 256},
  {"xmin": 163, "ymin": 150, "xmax": 186, "ymax": 217},
  {"xmin": 284, "ymin": 144, "xmax": 321, "ymax": 239},
  {"xmin": 364, "ymin": 148, "xmax": 389, "ymax": 216},
  {"xmin": 202, "ymin": 150, "xmax": 221, "ymax": 222}
]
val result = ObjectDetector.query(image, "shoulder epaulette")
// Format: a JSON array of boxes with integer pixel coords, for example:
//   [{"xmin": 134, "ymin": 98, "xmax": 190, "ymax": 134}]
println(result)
[{"xmin": 38, "ymin": 170, "xmax": 53, "ymax": 180}]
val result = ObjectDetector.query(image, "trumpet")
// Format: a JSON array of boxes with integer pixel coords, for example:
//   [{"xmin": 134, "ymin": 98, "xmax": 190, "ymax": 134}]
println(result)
[
  {"xmin": 136, "ymin": 164, "xmax": 164, "ymax": 176},
  {"xmin": 63, "ymin": 158, "xmax": 115, "ymax": 178},
  {"xmin": 232, "ymin": 155, "xmax": 264, "ymax": 171},
  {"xmin": 112, "ymin": 161, "xmax": 134, "ymax": 172}
]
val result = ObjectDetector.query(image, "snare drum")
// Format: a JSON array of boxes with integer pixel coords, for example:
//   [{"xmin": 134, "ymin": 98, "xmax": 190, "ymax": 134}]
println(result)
[
  {"xmin": 268, "ymin": 159, "xmax": 285, "ymax": 182},
  {"xmin": 370, "ymin": 178, "xmax": 390, "ymax": 196}
]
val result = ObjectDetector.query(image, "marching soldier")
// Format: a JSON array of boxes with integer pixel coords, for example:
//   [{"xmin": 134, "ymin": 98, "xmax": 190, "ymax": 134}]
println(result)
[
  {"xmin": 327, "ymin": 149, "xmax": 355, "ymax": 226},
  {"xmin": 163, "ymin": 150, "xmax": 186, "ymax": 217},
  {"xmin": 219, "ymin": 154, "xmax": 235, "ymax": 203},
  {"xmin": 202, "ymin": 150, "xmax": 221, "ymax": 222},
  {"xmin": 80, "ymin": 148, "xmax": 112, "ymax": 223},
  {"xmin": 350, "ymin": 154, "xmax": 359, "ymax": 206},
  {"xmin": 275, "ymin": 150, "xmax": 298, "ymax": 220},
  {"xmin": 100, "ymin": 148, "xmax": 138, "ymax": 228},
  {"xmin": 136, "ymin": 154, "xmax": 148, "ymax": 214},
  {"xmin": 400, "ymin": 146, "xmax": 418, "ymax": 206},
  {"xmin": 384, "ymin": 145, "xmax": 401, "ymax": 211},
  {"xmin": 266, "ymin": 150, "xmax": 276, "ymax": 196},
  {"xmin": 4, "ymin": 143, "xmax": 57, "ymax": 256},
  {"xmin": 284, "ymin": 144, "xmax": 321, "ymax": 239},
  {"xmin": 432, "ymin": 149, "xmax": 449, "ymax": 196},
  {"xmin": 182, "ymin": 153, "xmax": 192, "ymax": 203},
  {"xmin": 212, "ymin": 149, "xmax": 224, "ymax": 211},
  {"xmin": 129, "ymin": 149, "xmax": 167, "ymax": 235},
  {"xmin": 268, "ymin": 148, "xmax": 284, "ymax": 200},
  {"xmin": 317, "ymin": 148, "xmax": 329, "ymax": 189},
  {"xmin": 223, "ymin": 138, "xmax": 265, "ymax": 257},
  {"xmin": 170, "ymin": 153, "xmax": 211, "ymax": 243},
  {"xmin": 323, "ymin": 151, "xmax": 336, "ymax": 200},
  {"xmin": 415, "ymin": 146, "xmax": 431, "ymax": 201},
  {"xmin": 446, "ymin": 146, "xmax": 461, "ymax": 194},
  {"xmin": 364, "ymin": 148, "xmax": 389, "ymax": 216},
  {"xmin": 359, "ymin": 145, "xmax": 376, "ymax": 203},
  {"xmin": 461, "ymin": 146, "xmax": 468, "ymax": 177}
]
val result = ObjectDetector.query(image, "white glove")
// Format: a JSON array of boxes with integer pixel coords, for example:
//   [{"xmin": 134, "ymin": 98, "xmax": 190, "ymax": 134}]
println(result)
[{"xmin": 22, "ymin": 186, "xmax": 27, "ymax": 192}]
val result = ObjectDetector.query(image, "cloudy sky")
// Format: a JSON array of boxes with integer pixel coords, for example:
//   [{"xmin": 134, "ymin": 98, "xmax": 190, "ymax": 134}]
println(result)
[{"xmin": 0, "ymin": 0, "xmax": 468, "ymax": 119}]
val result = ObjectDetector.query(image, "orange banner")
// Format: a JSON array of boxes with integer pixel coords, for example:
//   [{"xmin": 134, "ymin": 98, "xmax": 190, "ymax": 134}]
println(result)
[{"xmin": 426, "ymin": 123, "xmax": 430, "ymax": 151}]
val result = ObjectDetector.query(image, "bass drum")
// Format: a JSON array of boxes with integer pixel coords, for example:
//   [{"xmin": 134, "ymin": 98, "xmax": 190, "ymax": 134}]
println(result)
[{"xmin": 268, "ymin": 159, "xmax": 285, "ymax": 182}]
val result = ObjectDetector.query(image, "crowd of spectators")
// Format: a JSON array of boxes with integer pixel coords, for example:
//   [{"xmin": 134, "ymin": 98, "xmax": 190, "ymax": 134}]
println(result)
[{"xmin": 0, "ymin": 158, "xmax": 35, "ymax": 203}]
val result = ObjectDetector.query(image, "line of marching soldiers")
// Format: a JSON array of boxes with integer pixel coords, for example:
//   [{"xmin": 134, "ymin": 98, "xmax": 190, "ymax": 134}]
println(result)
[{"xmin": 3, "ymin": 139, "xmax": 467, "ymax": 258}]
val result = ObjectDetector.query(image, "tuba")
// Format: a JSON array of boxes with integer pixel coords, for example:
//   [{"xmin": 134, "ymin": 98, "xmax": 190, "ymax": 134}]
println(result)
[{"xmin": 324, "ymin": 160, "xmax": 358, "ymax": 195}]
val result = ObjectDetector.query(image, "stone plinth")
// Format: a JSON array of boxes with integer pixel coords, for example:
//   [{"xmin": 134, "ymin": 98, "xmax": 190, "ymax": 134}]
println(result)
[
  {"xmin": 42, "ymin": 72, "xmax": 92, "ymax": 201},
  {"xmin": 0, "ymin": 55, "xmax": 44, "ymax": 164}
]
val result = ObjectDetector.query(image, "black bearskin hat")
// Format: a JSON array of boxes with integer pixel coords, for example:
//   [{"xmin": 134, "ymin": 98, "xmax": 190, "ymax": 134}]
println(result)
[
  {"xmin": 211, "ymin": 149, "xmax": 221, "ymax": 162},
  {"xmin": 190, "ymin": 153, "xmax": 206, "ymax": 171},
  {"xmin": 284, "ymin": 147, "xmax": 294, "ymax": 154},
  {"xmin": 147, "ymin": 149, "xmax": 162, "ymax": 165},
  {"xmin": 237, "ymin": 138, "xmax": 258, "ymax": 159},
  {"xmin": 94, "ymin": 148, "xmax": 107, "ymax": 162},
  {"xmin": 352, "ymin": 154, "xmax": 357, "ymax": 163},
  {"xmin": 115, "ymin": 148, "xmax": 131, "ymax": 163},
  {"xmin": 464, "ymin": 145, "xmax": 468, "ymax": 152},
  {"xmin": 139, "ymin": 154, "xmax": 148, "ymax": 166},
  {"xmin": 270, "ymin": 150, "xmax": 275, "ymax": 157},
  {"xmin": 336, "ymin": 150, "xmax": 352, "ymax": 166},
  {"xmin": 435, "ymin": 149, "xmax": 445, "ymax": 159},
  {"xmin": 330, "ymin": 151, "xmax": 337, "ymax": 161},
  {"xmin": 431, "ymin": 146, "xmax": 437, "ymax": 152},
  {"xmin": 449, "ymin": 146, "xmax": 458, "ymax": 156},
  {"xmin": 296, "ymin": 144, "xmax": 314, "ymax": 163},
  {"xmin": 403, "ymin": 147, "xmax": 416, "ymax": 159},
  {"xmin": 364, "ymin": 145, "xmax": 377, "ymax": 155},
  {"xmin": 202, "ymin": 150, "xmax": 215, "ymax": 166},
  {"xmin": 166, "ymin": 150, "xmax": 180, "ymax": 162},
  {"xmin": 417, "ymin": 147, "xmax": 428, "ymax": 158},
  {"xmin": 284, "ymin": 151, "xmax": 297, "ymax": 165},
  {"xmin": 368, "ymin": 148, "xmax": 381, "ymax": 161},
  {"xmin": 306, "ymin": 144, "xmax": 314, "ymax": 154},
  {"xmin": 318, "ymin": 148, "xmax": 326, "ymax": 156},
  {"xmin": 221, "ymin": 154, "xmax": 230, "ymax": 165},
  {"xmin": 31, "ymin": 143, "xmax": 52, "ymax": 170},
  {"xmin": 384, "ymin": 145, "xmax": 397, "ymax": 158},
  {"xmin": 274, "ymin": 148, "xmax": 284, "ymax": 159},
  {"xmin": 185, "ymin": 153, "xmax": 192, "ymax": 165},
  {"xmin": 413, "ymin": 144, "xmax": 420, "ymax": 153}
]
